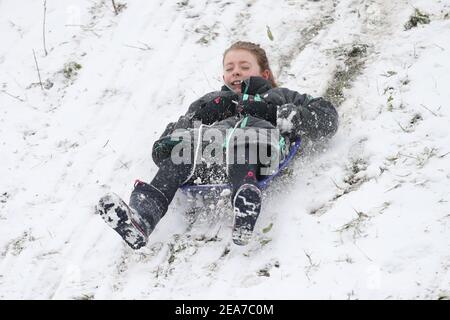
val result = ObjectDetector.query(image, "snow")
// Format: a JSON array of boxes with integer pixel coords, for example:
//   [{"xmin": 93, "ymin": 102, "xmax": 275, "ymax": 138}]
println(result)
[
  {"xmin": 277, "ymin": 108, "xmax": 296, "ymax": 133},
  {"xmin": 1, "ymin": 0, "xmax": 449, "ymax": 299}
]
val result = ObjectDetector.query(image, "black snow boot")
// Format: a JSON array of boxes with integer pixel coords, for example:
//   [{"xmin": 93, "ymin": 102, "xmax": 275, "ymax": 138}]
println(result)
[
  {"xmin": 96, "ymin": 181, "xmax": 169, "ymax": 250},
  {"xmin": 232, "ymin": 183, "xmax": 262, "ymax": 246}
]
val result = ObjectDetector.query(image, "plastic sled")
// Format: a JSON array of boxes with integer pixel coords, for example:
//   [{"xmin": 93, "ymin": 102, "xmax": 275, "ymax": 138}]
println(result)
[{"xmin": 180, "ymin": 137, "xmax": 302, "ymax": 195}]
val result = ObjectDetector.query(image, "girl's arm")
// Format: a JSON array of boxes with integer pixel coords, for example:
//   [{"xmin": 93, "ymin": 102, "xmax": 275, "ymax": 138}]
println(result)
[
  {"xmin": 151, "ymin": 90, "xmax": 237, "ymax": 166},
  {"xmin": 158, "ymin": 90, "xmax": 237, "ymax": 138},
  {"xmin": 151, "ymin": 94, "xmax": 211, "ymax": 166},
  {"xmin": 271, "ymin": 88, "xmax": 339, "ymax": 141}
]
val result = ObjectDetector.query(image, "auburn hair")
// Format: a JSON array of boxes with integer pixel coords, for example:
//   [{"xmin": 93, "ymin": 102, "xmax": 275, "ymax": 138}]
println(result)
[{"xmin": 223, "ymin": 41, "xmax": 277, "ymax": 87}]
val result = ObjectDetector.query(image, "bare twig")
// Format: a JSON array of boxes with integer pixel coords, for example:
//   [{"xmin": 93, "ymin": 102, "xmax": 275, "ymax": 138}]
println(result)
[
  {"xmin": 419, "ymin": 103, "xmax": 439, "ymax": 117},
  {"xmin": 65, "ymin": 23, "xmax": 102, "ymax": 38},
  {"xmin": 202, "ymin": 68, "xmax": 215, "ymax": 91},
  {"xmin": 218, "ymin": 22, "xmax": 233, "ymax": 38},
  {"xmin": 304, "ymin": 251, "xmax": 315, "ymax": 266},
  {"xmin": 303, "ymin": 250, "xmax": 320, "ymax": 281},
  {"xmin": 43, "ymin": 0, "xmax": 48, "ymax": 56},
  {"xmin": 392, "ymin": 172, "xmax": 411, "ymax": 178},
  {"xmin": 438, "ymin": 151, "xmax": 450, "ymax": 158},
  {"xmin": 432, "ymin": 43, "xmax": 445, "ymax": 51},
  {"xmin": 124, "ymin": 42, "xmax": 152, "ymax": 51},
  {"xmin": 124, "ymin": 45, "xmax": 147, "ymax": 51},
  {"xmin": 138, "ymin": 41, "xmax": 151, "ymax": 49},
  {"xmin": 213, "ymin": 225, "xmax": 222, "ymax": 239},
  {"xmin": 384, "ymin": 183, "xmax": 401, "ymax": 193},
  {"xmin": 32, "ymin": 49, "xmax": 44, "ymax": 91},
  {"xmin": 330, "ymin": 177, "xmax": 345, "ymax": 190},
  {"xmin": 353, "ymin": 243, "xmax": 373, "ymax": 262},
  {"xmin": 112, "ymin": 0, "xmax": 119, "ymax": 15},
  {"xmin": 0, "ymin": 90, "xmax": 25, "ymax": 102},
  {"xmin": 395, "ymin": 120, "xmax": 410, "ymax": 133},
  {"xmin": 398, "ymin": 152, "xmax": 419, "ymax": 160},
  {"xmin": 413, "ymin": 180, "xmax": 428, "ymax": 187}
]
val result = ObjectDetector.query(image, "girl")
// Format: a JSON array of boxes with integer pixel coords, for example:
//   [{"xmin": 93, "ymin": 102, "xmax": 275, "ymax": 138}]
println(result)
[{"xmin": 96, "ymin": 41, "xmax": 338, "ymax": 249}]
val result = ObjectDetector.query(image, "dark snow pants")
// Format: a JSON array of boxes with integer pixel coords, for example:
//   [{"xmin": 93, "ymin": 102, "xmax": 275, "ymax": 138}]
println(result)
[{"xmin": 147, "ymin": 145, "xmax": 260, "ymax": 207}]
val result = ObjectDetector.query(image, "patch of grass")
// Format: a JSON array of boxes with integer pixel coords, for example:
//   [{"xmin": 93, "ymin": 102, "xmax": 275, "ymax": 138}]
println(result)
[
  {"xmin": 0, "ymin": 192, "xmax": 9, "ymax": 203},
  {"xmin": 335, "ymin": 210, "xmax": 371, "ymax": 239},
  {"xmin": 380, "ymin": 70, "xmax": 397, "ymax": 77},
  {"xmin": 409, "ymin": 113, "xmax": 423, "ymax": 126},
  {"xmin": 167, "ymin": 242, "xmax": 188, "ymax": 265},
  {"xmin": 343, "ymin": 158, "xmax": 368, "ymax": 187},
  {"xmin": 257, "ymin": 268, "xmax": 270, "ymax": 277},
  {"xmin": 195, "ymin": 24, "xmax": 219, "ymax": 45},
  {"xmin": 62, "ymin": 61, "xmax": 82, "ymax": 80},
  {"xmin": 112, "ymin": 1, "xmax": 127, "ymax": 15},
  {"xmin": 262, "ymin": 223, "xmax": 273, "ymax": 234},
  {"xmin": 2, "ymin": 231, "xmax": 36, "ymax": 257},
  {"xmin": 176, "ymin": 0, "xmax": 189, "ymax": 8},
  {"xmin": 257, "ymin": 260, "xmax": 280, "ymax": 277},
  {"xmin": 401, "ymin": 77, "xmax": 410, "ymax": 86},
  {"xmin": 260, "ymin": 238, "xmax": 272, "ymax": 246},
  {"xmin": 404, "ymin": 9, "xmax": 431, "ymax": 30},
  {"xmin": 220, "ymin": 246, "xmax": 230, "ymax": 258},
  {"xmin": 76, "ymin": 293, "xmax": 95, "ymax": 300},
  {"xmin": 266, "ymin": 25, "xmax": 274, "ymax": 41},
  {"xmin": 167, "ymin": 234, "xmax": 196, "ymax": 265},
  {"xmin": 438, "ymin": 295, "xmax": 449, "ymax": 300},
  {"xmin": 324, "ymin": 43, "xmax": 368, "ymax": 106},
  {"xmin": 346, "ymin": 44, "xmax": 368, "ymax": 58},
  {"xmin": 387, "ymin": 94, "xmax": 394, "ymax": 111}
]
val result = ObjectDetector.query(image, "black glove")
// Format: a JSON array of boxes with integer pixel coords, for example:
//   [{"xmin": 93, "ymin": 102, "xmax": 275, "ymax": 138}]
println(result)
[
  {"xmin": 241, "ymin": 99, "xmax": 277, "ymax": 125},
  {"xmin": 241, "ymin": 76, "xmax": 272, "ymax": 95},
  {"xmin": 152, "ymin": 135, "xmax": 183, "ymax": 167},
  {"xmin": 193, "ymin": 95, "xmax": 237, "ymax": 124}
]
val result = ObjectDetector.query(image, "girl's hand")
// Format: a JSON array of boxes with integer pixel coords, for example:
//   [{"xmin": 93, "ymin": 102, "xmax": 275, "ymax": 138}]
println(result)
[
  {"xmin": 193, "ymin": 95, "xmax": 238, "ymax": 124},
  {"xmin": 241, "ymin": 99, "xmax": 277, "ymax": 126}
]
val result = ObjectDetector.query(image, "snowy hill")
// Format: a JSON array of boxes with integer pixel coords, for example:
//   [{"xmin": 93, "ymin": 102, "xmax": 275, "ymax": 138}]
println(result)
[{"xmin": 0, "ymin": 0, "xmax": 449, "ymax": 299}]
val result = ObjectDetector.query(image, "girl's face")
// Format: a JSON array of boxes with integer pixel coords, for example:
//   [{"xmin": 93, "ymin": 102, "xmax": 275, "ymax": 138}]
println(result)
[{"xmin": 223, "ymin": 49, "xmax": 270, "ymax": 93}]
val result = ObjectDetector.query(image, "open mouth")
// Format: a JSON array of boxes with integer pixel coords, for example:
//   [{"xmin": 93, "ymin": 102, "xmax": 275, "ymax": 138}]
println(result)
[{"xmin": 231, "ymin": 80, "xmax": 242, "ymax": 86}]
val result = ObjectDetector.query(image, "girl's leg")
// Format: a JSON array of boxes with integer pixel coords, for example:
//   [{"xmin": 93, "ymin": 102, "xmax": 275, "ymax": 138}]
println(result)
[
  {"xmin": 228, "ymin": 162, "xmax": 259, "ymax": 194},
  {"xmin": 129, "ymin": 158, "xmax": 192, "ymax": 231},
  {"xmin": 97, "ymin": 158, "xmax": 192, "ymax": 249},
  {"xmin": 227, "ymin": 145, "xmax": 263, "ymax": 245}
]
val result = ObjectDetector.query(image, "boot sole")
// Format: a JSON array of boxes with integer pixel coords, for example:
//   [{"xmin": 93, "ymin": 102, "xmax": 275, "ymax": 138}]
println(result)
[
  {"xmin": 96, "ymin": 193, "xmax": 148, "ymax": 250},
  {"xmin": 232, "ymin": 184, "xmax": 262, "ymax": 246}
]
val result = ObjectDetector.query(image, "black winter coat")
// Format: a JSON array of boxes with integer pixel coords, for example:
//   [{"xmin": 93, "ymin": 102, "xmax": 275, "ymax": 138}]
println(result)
[{"xmin": 152, "ymin": 77, "xmax": 338, "ymax": 167}]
